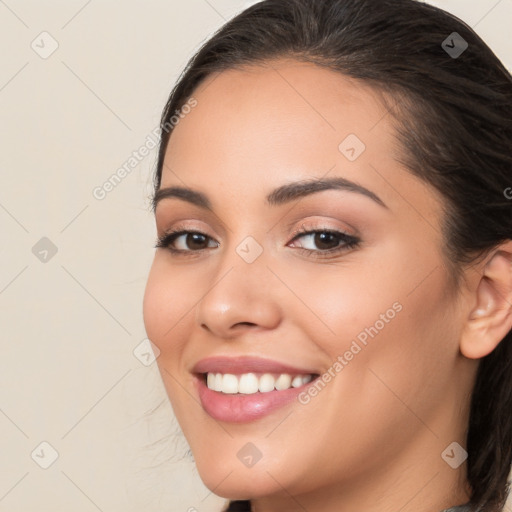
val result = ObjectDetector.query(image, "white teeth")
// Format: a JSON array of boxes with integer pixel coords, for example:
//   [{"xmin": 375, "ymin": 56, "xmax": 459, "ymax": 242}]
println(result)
[
  {"xmin": 275, "ymin": 374, "xmax": 291, "ymax": 391},
  {"xmin": 258, "ymin": 373, "xmax": 275, "ymax": 393},
  {"xmin": 222, "ymin": 374, "xmax": 238, "ymax": 394},
  {"xmin": 206, "ymin": 372, "xmax": 315, "ymax": 394},
  {"xmin": 291, "ymin": 375, "xmax": 303, "ymax": 388},
  {"xmin": 214, "ymin": 373, "xmax": 223, "ymax": 392},
  {"xmin": 238, "ymin": 373, "xmax": 259, "ymax": 394}
]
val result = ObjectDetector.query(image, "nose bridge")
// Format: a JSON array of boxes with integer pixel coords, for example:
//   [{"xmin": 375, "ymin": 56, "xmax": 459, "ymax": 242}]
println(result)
[
  {"xmin": 194, "ymin": 234, "xmax": 281, "ymax": 336},
  {"xmin": 214, "ymin": 233, "xmax": 270, "ymax": 292}
]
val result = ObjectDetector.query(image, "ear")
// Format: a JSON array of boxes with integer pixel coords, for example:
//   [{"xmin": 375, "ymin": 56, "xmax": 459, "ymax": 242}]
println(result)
[{"xmin": 460, "ymin": 241, "xmax": 512, "ymax": 359}]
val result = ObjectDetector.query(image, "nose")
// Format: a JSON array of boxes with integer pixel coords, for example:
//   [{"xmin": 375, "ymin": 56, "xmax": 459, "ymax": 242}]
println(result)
[{"xmin": 195, "ymin": 248, "xmax": 282, "ymax": 338}]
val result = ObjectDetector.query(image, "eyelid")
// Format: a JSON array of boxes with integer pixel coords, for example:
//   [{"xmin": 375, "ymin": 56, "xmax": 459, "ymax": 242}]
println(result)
[
  {"xmin": 158, "ymin": 219, "xmax": 354, "ymax": 243},
  {"xmin": 157, "ymin": 219, "xmax": 217, "ymax": 238},
  {"xmin": 287, "ymin": 216, "xmax": 358, "ymax": 239},
  {"xmin": 155, "ymin": 208, "xmax": 229, "ymax": 239}
]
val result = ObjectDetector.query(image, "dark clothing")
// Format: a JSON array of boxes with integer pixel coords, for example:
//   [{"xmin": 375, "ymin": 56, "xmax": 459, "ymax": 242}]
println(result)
[{"xmin": 224, "ymin": 500, "xmax": 473, "ymax": 511}]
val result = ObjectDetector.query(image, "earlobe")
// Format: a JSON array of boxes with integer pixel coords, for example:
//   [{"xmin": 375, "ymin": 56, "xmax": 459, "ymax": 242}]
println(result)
[{"xmin": 460, "ymin": 243, "xmax": 512, "ymax": 360}]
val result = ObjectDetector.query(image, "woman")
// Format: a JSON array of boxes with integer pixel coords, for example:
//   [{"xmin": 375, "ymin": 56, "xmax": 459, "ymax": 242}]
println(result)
[{"xmin": 142, "ymin": 0, "xmax": 512, "ymax": 510}]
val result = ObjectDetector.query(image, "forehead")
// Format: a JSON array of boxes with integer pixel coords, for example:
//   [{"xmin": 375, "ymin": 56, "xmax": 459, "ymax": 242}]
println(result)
[
  {"xmin": 172, "ymin": 59, "xmax": 389, "ymax": 139},
  {"xmin": 164, "ymin": 59, "xmax": 393, "ymax": 177}
]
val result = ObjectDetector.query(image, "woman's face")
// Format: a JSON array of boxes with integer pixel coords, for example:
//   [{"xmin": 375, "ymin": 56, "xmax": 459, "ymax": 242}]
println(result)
[{"xmin": 143, "ymin": 59, "xmax": 474, "ymax": 507}]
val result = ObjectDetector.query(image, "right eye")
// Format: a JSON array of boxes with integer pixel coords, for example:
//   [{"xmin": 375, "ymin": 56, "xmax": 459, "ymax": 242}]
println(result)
[{"xmin": 155, "ymin": 230, "xmax": 219, "ymax": 254}]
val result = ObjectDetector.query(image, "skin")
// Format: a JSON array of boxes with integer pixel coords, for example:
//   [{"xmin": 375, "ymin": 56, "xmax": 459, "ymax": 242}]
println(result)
[{"xmin": 143, "ymin": 59, "xmax": 512, "ymax": 512}]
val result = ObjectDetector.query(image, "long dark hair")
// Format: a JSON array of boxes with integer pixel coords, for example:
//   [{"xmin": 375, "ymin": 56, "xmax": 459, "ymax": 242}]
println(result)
[{"xmin": 152, "ymin": 1, "xmax": 512, "ymax": 510}]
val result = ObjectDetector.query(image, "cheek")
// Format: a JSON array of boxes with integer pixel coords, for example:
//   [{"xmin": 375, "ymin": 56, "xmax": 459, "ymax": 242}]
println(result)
[
  {"xmin": 142, "ymin": 259, "xmax": 199, "ymax": 420},
  {"xmin": 142, "ymin": 256, "xmax": 192, "ymax": 361},
  {"xmin": 275, "ymin": 252, "xmax": 397, "ymax": 354}
]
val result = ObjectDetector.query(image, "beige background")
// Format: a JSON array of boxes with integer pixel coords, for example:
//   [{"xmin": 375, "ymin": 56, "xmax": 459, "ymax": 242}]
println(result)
[{"xmin": 0, "ymin": 1, "xmax": 510, "ymax": 511}]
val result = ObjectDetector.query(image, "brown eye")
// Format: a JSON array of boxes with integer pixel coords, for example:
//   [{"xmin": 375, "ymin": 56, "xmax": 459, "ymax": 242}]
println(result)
[
  {"xmin": 289, "ymin": 229, "xmax": 360, "ymax": 255},
  {"xmin": 155, "ymin": 231, "xmax": 219, "ymax": 252},
  {"xmin": 312, "ymin": 232, "xmax": 341, "ymax": 251},
  {"xmin": 181, "ymin": 233, "xmax": 209, "ymax": 250}
]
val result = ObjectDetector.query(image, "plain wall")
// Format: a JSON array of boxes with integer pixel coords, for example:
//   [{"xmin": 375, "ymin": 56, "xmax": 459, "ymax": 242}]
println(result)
[{"xmin": 0, "ymin": 1, "xmax": 510, "ymax": 511}]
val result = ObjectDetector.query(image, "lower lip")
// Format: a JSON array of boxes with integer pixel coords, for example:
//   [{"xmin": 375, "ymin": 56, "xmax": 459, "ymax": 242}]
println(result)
[{"xmin": 195, "ymin": 375, "xmax": 314, "ymax": 423}]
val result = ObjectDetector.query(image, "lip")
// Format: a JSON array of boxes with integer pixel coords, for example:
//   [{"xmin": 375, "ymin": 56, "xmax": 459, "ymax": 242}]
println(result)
[
  {"xmin": 192, "ymin": 356, "xmax": 320, "ymax": 423},
  {"xmin": 192, "ymin": 355, "xmax": 318, "ymax": 375}
]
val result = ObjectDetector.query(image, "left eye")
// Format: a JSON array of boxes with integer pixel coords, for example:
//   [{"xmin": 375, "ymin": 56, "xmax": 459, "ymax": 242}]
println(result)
[{"xmin": 288, "ymin": 229, "xmax": 359, "ymax": 253}]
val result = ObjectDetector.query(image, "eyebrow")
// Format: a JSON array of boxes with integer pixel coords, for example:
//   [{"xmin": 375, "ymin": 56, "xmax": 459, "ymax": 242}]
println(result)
[{"xmin": 152, "ymin": 177, "xmax": 387, "ymax": 211}]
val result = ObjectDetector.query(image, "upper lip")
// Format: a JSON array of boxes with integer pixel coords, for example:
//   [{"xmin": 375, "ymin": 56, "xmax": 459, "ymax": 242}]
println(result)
[{"xmin": 192, "ymin": 356, "xmax": 319, "ymax": 375}]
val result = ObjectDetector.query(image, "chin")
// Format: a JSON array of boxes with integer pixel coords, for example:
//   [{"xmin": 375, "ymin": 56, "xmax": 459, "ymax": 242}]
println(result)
[
  {"xmin": 200, "ymin": 473, "xmax": 279, "ymax": 501},
  {"xmin": 194, "ymin": 454, "xmax": 295, "ymax": 500}
]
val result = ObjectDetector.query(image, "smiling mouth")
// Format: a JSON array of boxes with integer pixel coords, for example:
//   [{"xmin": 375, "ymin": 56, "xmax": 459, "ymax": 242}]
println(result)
[
  {"xmin": 192, "ymin": 356, "xmax": 323, "ymax": 421},
  {"xmin": 203, "ymin": 372, "xmax": 319, "ymax": 394}
]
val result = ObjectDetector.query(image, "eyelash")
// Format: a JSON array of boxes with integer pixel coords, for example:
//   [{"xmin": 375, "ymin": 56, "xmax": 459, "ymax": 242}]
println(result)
[{"xmin": 154, "ymin": 224, "xmax": 361, "ymax": 259}]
